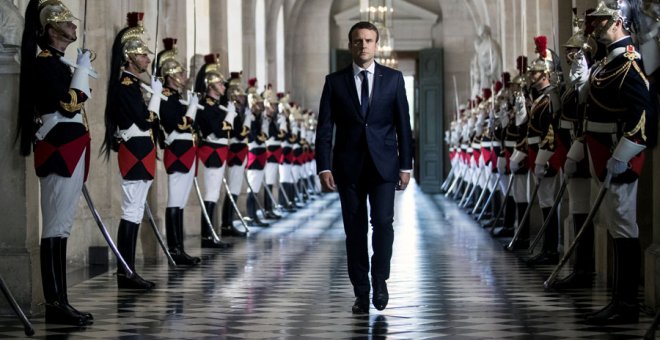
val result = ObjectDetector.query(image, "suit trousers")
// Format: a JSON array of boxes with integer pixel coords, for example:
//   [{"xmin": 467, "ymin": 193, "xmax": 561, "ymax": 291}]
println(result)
[{"xmin": 337, "ymin": 151, "xmax": 396, "ymax": 298}]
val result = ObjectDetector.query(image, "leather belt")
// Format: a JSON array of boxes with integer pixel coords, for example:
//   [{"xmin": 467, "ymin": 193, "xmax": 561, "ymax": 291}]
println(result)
[{"xmin": 584, "ymin": 120, "xmax": 617, "ymax": 133}]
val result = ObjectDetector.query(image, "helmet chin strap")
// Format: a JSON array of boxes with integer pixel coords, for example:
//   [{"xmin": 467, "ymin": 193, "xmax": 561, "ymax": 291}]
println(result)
[{"xmin": 128, "ymin": 55, "xmax": 147, "ymax": 74}]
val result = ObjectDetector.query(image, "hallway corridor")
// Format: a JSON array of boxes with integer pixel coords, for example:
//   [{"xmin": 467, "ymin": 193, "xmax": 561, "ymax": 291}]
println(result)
[{"xmin": 0, "ymin": 182, "xmax": 654, "ymax": 339}]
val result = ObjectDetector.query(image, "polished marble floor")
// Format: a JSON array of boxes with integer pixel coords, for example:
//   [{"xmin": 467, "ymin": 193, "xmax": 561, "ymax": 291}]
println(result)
[{"xmin": 0, "ymin": 181, "xmax": 656, "ymax": 339}]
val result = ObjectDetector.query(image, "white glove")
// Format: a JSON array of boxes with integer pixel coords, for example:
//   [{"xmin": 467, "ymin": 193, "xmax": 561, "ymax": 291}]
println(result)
[
  {"xmin": 71, "ymin": 49, "xmax": 92, "ymax": 97},
  {"xmin": 185, "ymin": 93, "xmax": 199, "ymax": 121},
  {"xmin": 564, "ymin": 159, "xmax": 577, "ymax": 177},
  {"xmin": 243, "ymin": 108, "xmax": 255, "ymax": 128},
  {"xmin": 497, "ymin": 156, "xmax": 507, "ymax": 174},
  {"xmin": 223, "ymin": 103, "xmax": 237, "ymax": 124},
  {"xmin": 277, "ymin": 114, "xmax": 288, "ymax": 131},
  {"xmin": 534, "ymin": 164, "xmax": 546, "ymax": 179},
  {"xmin": 500, "ymin": 114, "xmax": 510, "ymax": 128},
  {"xmin": 606, "ymin": 157, "xmax": 628, "ymax": 176},
  {"xmin": 147, "ymin": 76, "xmax": 163, "ymax": 117}
]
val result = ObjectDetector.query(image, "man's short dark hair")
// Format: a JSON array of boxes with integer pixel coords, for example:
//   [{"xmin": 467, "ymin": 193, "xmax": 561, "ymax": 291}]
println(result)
[{"xmin": 348, "ymin": 21, "xmax": 379, "ymax": 43}]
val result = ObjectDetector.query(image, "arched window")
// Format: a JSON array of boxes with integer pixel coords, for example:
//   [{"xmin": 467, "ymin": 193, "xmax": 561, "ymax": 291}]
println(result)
[
  {"xmin": 227, "ymin": 0, "xmax": 243, "ymax": 72},
  {"xmin": 255, "ymin": 0, "xmax": 266, "ymax": 87},
  {"xmin": 276, "ymin": 5, "xmax": 285, "ymax": 91}
]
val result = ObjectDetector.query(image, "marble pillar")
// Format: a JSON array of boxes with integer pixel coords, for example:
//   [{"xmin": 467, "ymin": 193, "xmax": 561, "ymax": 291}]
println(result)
[{"xmin": 0, "ymin": 2, "xmax": 42, "ymax": 315}]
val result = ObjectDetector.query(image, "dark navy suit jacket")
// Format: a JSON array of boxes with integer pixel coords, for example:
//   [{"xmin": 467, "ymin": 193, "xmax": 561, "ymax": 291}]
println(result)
[{"xmin": 315, "ymin": 63, "xmax": 413, "ymax": 184}]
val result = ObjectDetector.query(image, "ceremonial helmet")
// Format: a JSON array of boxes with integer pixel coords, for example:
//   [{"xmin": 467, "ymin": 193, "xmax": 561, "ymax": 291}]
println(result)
[
  {"xmin": 511, "ymin": 56, "xmax": 528, "ymax": 87},
  {"xmin": 589, "ymin": 0, "xmax": 640, "ymax": 34},
  {"xmin": 227, "ymin": 72, "xmax": 246, "ymax": 100},
  {"xmin": 246, "ymin": 78, "xmax": 264, "ymax": 108},
  {"xmin": 262, "ymin": 84, "xmax": 277, "ymax": 110},
  {"xmin": 38, "ymin": 0, "xmax": 78, "ymax": 33},
  {"xmin": 120, "ymin": 12, "xmax": 152, "ymax": 62},
  {"xmin": 156, "ymin": 38, "xmax": 184, "ymax": 78},
  {"xmin": 193, "ymin": 53, "xmax": 225, "ymax": 93}
]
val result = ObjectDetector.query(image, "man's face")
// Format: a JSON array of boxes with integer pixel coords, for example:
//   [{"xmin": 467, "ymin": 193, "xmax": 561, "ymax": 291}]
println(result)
[
  {"xmin": 592, "ymin": 17, "xmax": 617, "ymax": 44},
  {"xmin": 58, "ymin": 21, "xmax": 77, "ymax": 41},
  {"xmin": 349, "ymin": 28, "xmax": 378, "ymax": 65},
  {"xmin": 528, "ymin": 71, "xmax": 545, "ymax": 88},
  {"xmin": 210, "ymin": 82, "xmax": 225, "ymax": 96},
  {"xmin": 132, "ymin": 54, "xmax": 151, "ymax": 72},
  {"xmin": 168, "ymin": 71, "xmax": 187, "ymax": 90}
]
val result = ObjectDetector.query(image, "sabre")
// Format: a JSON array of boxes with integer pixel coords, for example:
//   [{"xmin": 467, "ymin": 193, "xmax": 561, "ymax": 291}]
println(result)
[
  {"xmin": 544, "ymin": 174, "xmax": 611, "ymax": 289},
  {"xmin": 262, "ymin": 180, "xmax": 285, "ymax": 213},
  {"xmin": 193, "ymin": 178, "xmax": 224, "ymax": 243},
  {"xmin": 143, "ymin": 202, "xmax": 177, "ymax": 266},
  {"xmin": 457, "ymin": 168, "xmax": 476, "ymax": 206},
  {"xmin": 0, "ymin": 275, "xmax": 34, "ymax": 336},
  {"xmin": 445, "ymin": 164, "xmax": 465, "ymax": 197},
  {"xmin": 440, "ymin": 165, "xmax": 456, "ymax": 192},
  {"xmin": 151, "ymin": 0, "xmax": 160, "ymax": 76},
  {"xmin": 528, "ymin": 174, "xmax": 568, "ymax": 254},
  {"xmin": 505, "ymin": 177, "xmax": 541, "ymax": 249},
  {"xmin": 223, "ymin": 177, "xmax": 250, "ymax": 233},
  {"xmin": 477, "ymin": 173, "xmax": 503, "ymax": 221},
  {"xmin": 81, "ymin": 184, "xmax": 133, "ymax": 278},
  {"xmin": 472, "ymin": 172, "xmax": 496, "ymax": 215},
  {"xmin": 461, "ymin": 168, "xmax": 484, "ymax": 208},
  {"xmin": 482, "ymin": 173, "xmax": 513, "ymax": 222},
  {"xmin": 243, "ymin": 170, "xmax": 268, "ymax": 216}
]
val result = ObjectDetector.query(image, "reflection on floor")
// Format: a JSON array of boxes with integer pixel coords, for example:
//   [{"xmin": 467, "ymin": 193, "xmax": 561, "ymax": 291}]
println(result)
[{"xmin": 0, "ymin": 182, "xmax": 655, "ymax": 339}]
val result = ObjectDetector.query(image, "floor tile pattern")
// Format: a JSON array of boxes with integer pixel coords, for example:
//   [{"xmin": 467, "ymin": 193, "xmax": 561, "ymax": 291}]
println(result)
[{"xmin": 0, "ymin": 182, "xmax": 656, "ymax": 339}]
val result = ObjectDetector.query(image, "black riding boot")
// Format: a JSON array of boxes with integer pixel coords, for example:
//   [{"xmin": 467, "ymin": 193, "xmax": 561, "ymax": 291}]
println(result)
[
  {"xmin": 167, "ymin": 208, "xmax": 201, "ymax": 265},
  {"xmin": 221, "ymin": 194, "xmax": 247, "ymax": 237},
  {"xmin": 200, "ymin": 201, "xmax": 232, "ymax": 248},
  {"xmin": 117, "ymin": 219, "xmax": 155, "ymax": 289},
  {"xmin": 59, "ymin": 238, "xmax": 93, "ymax": 320},
  {"xmin": 247, "ymin": 194, "xmax": 269, "ymax": 227},
  {"xmin": 509, "ymin": 202, "xmax": 530, "ymax": 249},
  {"xmin": 586, "ymin": 238, "xmax": 640, "ymax": 325},
  {"xmin": 263, "ymin": 185, "xmax": 282, "ymax": 219},
  {"xmin": 552, "ymin": 213, "xmax": 594, "ymax": 289},
  {"xmin": 493, "ymin": 194, "xmax": 516, "ymax": 237},
  {"xmin": 40, "ymin": 238, "xmax": 91, "ymax": 326},
  {"xmin": 527, "ymin": 207, "xmax": 559, "ymax": 265}
]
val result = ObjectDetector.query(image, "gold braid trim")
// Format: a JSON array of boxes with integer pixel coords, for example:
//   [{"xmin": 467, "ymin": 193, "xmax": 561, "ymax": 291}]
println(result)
[
  {"xmin": 277, "ymin": 130, "xmax": 286, "ymax": 139},
  {"xmin": 624, "ymin": 110, "xmax": 647, "ymax": 142},
  {"xmin": 257, "ymin": 132, "xmax": 268, "ymax": 142},
  {"xmin": 631, "ymin": 61, "xmax": 649, "ymax": 90},
  {"xmin": 222, "ymin": 121, "xmax": 232, "ymax": 131},
  {"xmin": 240, "ymin": 125, "xmax": 250, "ymax": 138},
  {"xmin": 177, "ymin": 116, "xmax": 192, "ymax": 131},
  {"xmin": 59, "ymin": 89, "xmax": 83, "ymax": 112},
  {"xmin": 539, "ymin": 125, "xmax": 555, "ymax": 150},
  {"xmin": 147, "ymin": 111, "xmax": 157, "ymax": 123}
]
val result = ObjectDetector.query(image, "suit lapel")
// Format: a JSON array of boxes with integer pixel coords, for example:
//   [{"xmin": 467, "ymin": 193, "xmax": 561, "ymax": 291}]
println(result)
[
  {"xmin": 343, "ymin": 67, "xmax": 361, "ymax": 118},
  {"xmin": 367, "ymin": 63, "xmax": 384, "ymax": 121}
]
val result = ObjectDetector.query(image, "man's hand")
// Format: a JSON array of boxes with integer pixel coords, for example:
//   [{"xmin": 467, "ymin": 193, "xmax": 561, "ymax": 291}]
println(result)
[
  {"xmin": 397, "ymin": 172, "xmax": 411, "ymax": 191},
  {"xmin": 319, "ymin": 172, "xmax": 336, "ymax": 192}
]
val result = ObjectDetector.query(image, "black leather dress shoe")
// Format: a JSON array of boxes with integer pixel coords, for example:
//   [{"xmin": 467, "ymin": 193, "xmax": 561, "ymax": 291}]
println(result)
[
  {"xmin": 352, "ymin": 297, "xmax": 369, "ymax": 314},
  {"xmin": 372, "ymin": 281, "xmax": 389, "ymax": 311}
]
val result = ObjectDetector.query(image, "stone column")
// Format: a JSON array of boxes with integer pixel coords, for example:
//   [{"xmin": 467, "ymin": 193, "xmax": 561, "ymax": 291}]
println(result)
[
  {"xmin": 243, "ymin": 0, "xmax": 257, "ymax": 83},
  {"xmin": 645, "ymin": 96, "xmax": 660, "ymax": 309},
  {"xmin": 209, "ymin": 0, "xmax": 229, "ymax": 76},
  {"xmin": 0, "ymin": 1, "xmax": 42, "ymax": 316}
]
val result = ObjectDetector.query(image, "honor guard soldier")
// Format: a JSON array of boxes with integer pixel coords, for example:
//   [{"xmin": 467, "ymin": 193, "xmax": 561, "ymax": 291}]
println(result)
[
  {"xmin": 552, "ymin": 24, "xmax": 596, "ymax": 289},
  {"xmin": 194, "ymin": 53, "xmax": 235, "ymax": 248},
  {"xmin": 507, "ymin": 56, "xmax": 533, "ymax": 249},
  {"xmin": 245, "ymin": 79, "xmax": 270, "ymax": 226},
  {"xmin": 221, "ymin": 72, "xmax": 253, "ymax": 237},
  {"xmin": 583, "ymin": 0, "xmax": 654, "ymax": 325},
  {"xmin": 262, "ymin": 87, "xmax": 285, "ymax": 218},
  {"xmin": 492, "ymin": 74, "xmax": 517, "ymax": 234},
  {"xmin": 102, "ymin": 12, "xmax": 161, "ymax": 289},
  {"xmin": 525, "ymin": 36, "xmax": 562, "ymax": 266},
  {"xmin": 278, "ymin": 93, "xmax": 298, "ymax": 209},
  {"xmin": 18, "ymin": 0, "xmax": 93, "ymax": 326},
  {"xmin": 155, "ymin": 38, "xmax": 201, "ymax": 265},
  {"xmin": 289, "ymin": 104, "xmax": 307, "ymax": 202}
]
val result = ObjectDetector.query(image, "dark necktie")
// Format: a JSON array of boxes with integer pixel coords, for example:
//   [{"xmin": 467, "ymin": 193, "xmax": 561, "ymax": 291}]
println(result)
[{"xmin": 360, "ymin": 70, "xmax": 369, "ymax": 117}]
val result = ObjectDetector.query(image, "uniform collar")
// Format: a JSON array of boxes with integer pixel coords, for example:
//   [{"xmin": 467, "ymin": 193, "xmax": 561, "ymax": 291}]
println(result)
[
  {"xmin": 606, "ymin": 36, "xmax": 633, "ymax": 53},
  {"xmin": 46, "ymin": 45, "xmax": 65, "ymax": 57},
  {"xmin": 352, "ymin": 61, "xmax": 376, "ymax": 77}
]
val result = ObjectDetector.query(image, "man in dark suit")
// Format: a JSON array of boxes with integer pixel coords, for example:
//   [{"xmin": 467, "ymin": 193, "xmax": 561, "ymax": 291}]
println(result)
[{"xmin": 315, "ymin": 21, "xmax": 413, "ymax": 314}]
